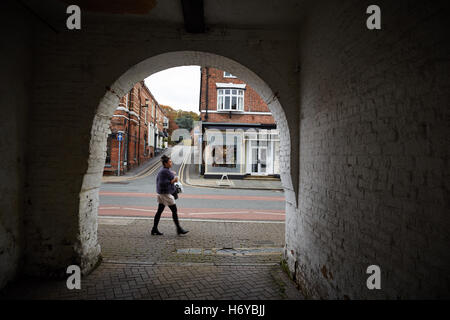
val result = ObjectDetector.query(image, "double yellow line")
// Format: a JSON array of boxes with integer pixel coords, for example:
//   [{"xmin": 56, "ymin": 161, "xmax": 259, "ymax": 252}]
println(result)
[
  {"xmin": 178, "ymin": 146, "xmax": 191, "ymax": 185},
  {"xmin": 131, "ymin": 147, "xmax": 190, "ymax": 182},
  {"xmin": 125, "ymin": 154, "xmax": 165, "ymax": 181},
  {"xmin": 178, "ymin": 146, "xmax": 215, "ymax": 190}
]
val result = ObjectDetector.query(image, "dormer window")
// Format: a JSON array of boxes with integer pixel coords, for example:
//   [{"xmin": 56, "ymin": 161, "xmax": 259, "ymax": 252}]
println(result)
[{"xmin": 223, "ymin": 72, "xmax": 237, "ymax": 78}]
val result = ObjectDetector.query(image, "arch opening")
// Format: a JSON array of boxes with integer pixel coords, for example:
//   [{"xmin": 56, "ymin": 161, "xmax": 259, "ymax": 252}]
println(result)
[{"xmin": 78, "ymin": 51, "xmax": 294, "ymax": 273}]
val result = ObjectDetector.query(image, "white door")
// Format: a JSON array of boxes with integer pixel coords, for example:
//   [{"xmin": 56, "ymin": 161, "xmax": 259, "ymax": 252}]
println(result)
[
  {"xmin": 258, "ymin": 146, "xmax": 268, "ymax": 174},
  {"xmin": 249, "ymin": 141, "xmax": 268, "ymax": 175}
]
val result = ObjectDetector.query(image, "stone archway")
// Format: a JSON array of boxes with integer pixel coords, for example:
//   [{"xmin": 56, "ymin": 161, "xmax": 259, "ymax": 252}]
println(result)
[{"xmin": 78, "ymin": 51, "xmax": 295, "ymax": 274}]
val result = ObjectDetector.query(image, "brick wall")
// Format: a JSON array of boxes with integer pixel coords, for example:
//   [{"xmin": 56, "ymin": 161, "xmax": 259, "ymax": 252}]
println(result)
[
  {"xmin": 204, "ymin": 113, "xmax": 275, "ymax": 124},
  {"xmin": 0, "ymin": 1, "xmax": 31, "ymax": 289},
  {"xmin": 284, "ymin": 0, "xmax": 450, "ymax": 299},
  {"xmin": 6, "ymin": 0, "xmax": 448, "ymax": 300}
]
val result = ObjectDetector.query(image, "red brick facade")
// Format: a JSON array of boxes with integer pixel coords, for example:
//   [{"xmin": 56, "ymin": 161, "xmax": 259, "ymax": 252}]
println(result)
[
  {"xmin": 104, "ymin": 81, "xmax": 167, "ymax": 175},
  {"xmin": 159, "ymin": 105, "xmax": 180, "ymax": 139},
  {"xmin": 198, "ymin": 68, "xmax": 279, "ymax": 178},
  {"xmin": 199, "ymin": 67, "xmax": 275, "ymax": 124}
]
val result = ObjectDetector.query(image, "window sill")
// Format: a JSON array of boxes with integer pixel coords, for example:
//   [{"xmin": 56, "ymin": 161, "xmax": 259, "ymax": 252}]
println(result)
[{"xmin": 216, "ymin": 110, "xmax": 244, "ymax": 113}]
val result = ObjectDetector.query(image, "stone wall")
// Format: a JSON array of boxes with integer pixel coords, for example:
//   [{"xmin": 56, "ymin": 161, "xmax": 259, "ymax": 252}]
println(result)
[{"xmin": 284, "ymin": 0, "xmax": 450, "ymax": 299}]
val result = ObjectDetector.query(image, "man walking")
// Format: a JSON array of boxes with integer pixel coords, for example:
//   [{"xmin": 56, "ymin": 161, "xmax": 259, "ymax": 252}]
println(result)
[{"xmin": 151, "ymin": 155, "xmax": 189, "ymax": 236}]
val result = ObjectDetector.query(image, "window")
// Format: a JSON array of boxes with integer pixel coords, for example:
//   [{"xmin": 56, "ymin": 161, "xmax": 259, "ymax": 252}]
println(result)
[
  {"xmin": 105, "ymin": 134, "xmax": 112, "ymax": 166},
  {"xmin": 217, "ymin": 89, "xmax": 244, "ymax": 111},
  {"xmin": 223, "ymin": 72, "xmax": 236, "ymax": 78},
  {"xmin": 205, "ymin": 130, "xmax": 243, "ymax": 174},
  {"xmin": 144, "ymin": 134, "xmax": 148, "ymax": 156},
  {"xmin": 212, "ymin": 140, "xmax": 238, "ymax": 168}
]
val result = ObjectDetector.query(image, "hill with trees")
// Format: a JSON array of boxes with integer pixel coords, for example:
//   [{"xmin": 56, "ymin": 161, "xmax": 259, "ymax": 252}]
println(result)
[{"xmin": 160, "ymin": 105, "xmax": 200, "ymax": 144}]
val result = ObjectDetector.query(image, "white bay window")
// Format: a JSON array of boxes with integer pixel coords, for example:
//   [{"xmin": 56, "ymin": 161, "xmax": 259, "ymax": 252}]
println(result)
[{"xmin": 217, "ymin": 89, "xmax": 244, "ymax": 111}]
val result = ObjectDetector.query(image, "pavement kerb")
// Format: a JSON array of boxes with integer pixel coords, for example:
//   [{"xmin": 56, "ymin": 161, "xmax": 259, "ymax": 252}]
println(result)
[
  {"xmin": 102, "ymin": 260, "xmax": 280, "ymax": 267},
  {"xmin": 99, "ymin": 215, "xmax": 285, "ymax": 224}
]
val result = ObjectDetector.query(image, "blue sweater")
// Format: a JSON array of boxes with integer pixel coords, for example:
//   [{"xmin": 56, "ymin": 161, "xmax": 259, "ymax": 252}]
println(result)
[{"xmin": 156, "ymin": 167, "xmax": 176, "ymax": 194}]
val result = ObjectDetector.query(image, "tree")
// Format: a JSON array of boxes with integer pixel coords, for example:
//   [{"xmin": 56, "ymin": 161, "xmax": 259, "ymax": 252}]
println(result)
[
  {"xmin": 161, "ymin": 105, "xmax": 199, "ymax": 132},
  {"xmin": 159, "ymin": 105, "xmax": 199, "ymax": 144},
  {"xmin": 175, "ymin": 115, "xmax": 195, "ymax": 131}
]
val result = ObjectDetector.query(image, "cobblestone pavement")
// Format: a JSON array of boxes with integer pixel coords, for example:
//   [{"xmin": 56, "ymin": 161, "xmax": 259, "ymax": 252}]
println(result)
[
  {"xmin": 99, "ymin": 217, "xmax": 286, "ymax": 264},
  {"xmin": 0, "ymin": 218, "xmax": 304, "ymax": 300}
]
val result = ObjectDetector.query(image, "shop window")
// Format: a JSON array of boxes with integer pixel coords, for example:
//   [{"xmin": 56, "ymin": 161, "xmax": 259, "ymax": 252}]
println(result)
[
  {"xmin": 212, "ymin": 143, "xmax": 237, "ymax": 168},
  {"xmin": 205, "ymin": 131, "xmax": 243, "ymax": 174}
]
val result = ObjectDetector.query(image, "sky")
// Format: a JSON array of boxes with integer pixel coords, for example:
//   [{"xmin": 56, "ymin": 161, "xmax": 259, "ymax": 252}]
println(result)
[{"xmin": 144, "ymin": 66, "xmax": 201, "ymax": 114}]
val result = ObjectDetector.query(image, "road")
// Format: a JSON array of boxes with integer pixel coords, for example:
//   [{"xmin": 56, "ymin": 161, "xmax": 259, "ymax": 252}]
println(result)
[{"xmin": 99, "ymin": 146, "xmax": 285, "ymax": 221}]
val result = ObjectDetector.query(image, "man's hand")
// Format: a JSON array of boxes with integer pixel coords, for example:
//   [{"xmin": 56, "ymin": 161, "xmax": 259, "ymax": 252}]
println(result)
[{"xmin": 171, "ymin": 176, "xmax": 178, "ymax": 184}]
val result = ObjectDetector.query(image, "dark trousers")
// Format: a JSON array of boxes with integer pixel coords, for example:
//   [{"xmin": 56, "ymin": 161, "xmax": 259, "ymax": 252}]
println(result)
[{"xmin": 152, "ymin": 203, "xmax": 181, "ymax": 230}]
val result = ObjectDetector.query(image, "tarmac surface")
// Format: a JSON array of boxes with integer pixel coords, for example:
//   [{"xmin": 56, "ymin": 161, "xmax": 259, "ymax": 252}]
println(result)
[{"xmin": 100, "ymin": 145, "xmax": 286, "ymax": 220}]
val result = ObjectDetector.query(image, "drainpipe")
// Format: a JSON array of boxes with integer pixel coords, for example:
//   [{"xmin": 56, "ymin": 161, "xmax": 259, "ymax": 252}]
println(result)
[
  {"xmin": 205, "ymin": 67, "xmax": 209, "ymax": 121},
  {"xmin": 138, "ymin": 88, "xmax": 142, "ymax": 166},
  {"xmin": 126, "ymin": 89, "xmax": 132, "ymax": 171},
  {"xmin": 199, "ymin": 66, "xmax": 203, "ymax": 115}
]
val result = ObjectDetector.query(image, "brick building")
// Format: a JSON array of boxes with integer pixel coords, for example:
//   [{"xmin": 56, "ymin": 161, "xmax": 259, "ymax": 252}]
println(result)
[
  {"xmin": 197, "ymin": 67, "xmax": 280, "ymax": 178},
  {"xmin": 155, "ymin": 102, "xmax": 169, "ymax": 151},
  {"xmin": 104, "ymin": 81, "xmax": 168, "ymax": 175},
  {"xmin": 160, "ymin": 105, "xmax": 180, "ymax": 142}
]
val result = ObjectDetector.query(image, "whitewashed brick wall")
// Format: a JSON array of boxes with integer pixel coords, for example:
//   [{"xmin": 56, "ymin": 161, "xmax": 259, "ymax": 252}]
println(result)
[
  {"xmin": 2, "ymin": 0, "xmax": 448, "ymax": 299},
  {"xmin": 284, "ymin": 0, "xmax": 450, "ymax": 299}
]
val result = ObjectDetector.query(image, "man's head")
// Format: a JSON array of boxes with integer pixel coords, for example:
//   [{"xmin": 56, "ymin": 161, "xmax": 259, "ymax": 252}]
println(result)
[{"xmin": 161, "ymin": 155, "xmax": 172, "ymax": 168}]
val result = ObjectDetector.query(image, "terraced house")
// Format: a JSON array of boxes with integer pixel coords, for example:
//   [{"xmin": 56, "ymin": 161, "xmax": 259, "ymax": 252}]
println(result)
[
  {"xmin": 198, "ymin": 67, "xmax": 280, "ymax": 178},
  {"xmin": 104, "ymin": 81, "xmax": 168, "ymax": 175}
]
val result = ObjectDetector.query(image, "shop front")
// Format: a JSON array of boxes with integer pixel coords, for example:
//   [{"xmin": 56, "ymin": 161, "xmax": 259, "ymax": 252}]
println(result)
[{"xmin": 201, "ymin": 123, "xmax": 279, "ymax": 179}]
